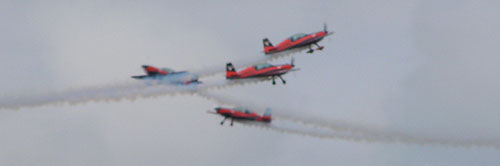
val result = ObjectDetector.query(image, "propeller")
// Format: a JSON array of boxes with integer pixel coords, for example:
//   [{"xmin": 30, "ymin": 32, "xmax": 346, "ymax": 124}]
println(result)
[
  {"xmin": 323, "ymin": 23, "xmax": 334, "ymax": 43},
  {"xmin": 324, "ymin": 23, "xmax": 327, "ymax": 33},
  {"xmin": 291, "ymin": 57, "xmax": 297, "ymax": 77}
]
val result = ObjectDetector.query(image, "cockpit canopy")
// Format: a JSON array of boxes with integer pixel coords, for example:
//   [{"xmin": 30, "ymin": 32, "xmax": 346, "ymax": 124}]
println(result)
[
  {"xmin": 160, "ymin": 68, "xmax": 175, "ymax": 73},
  {"xmin": 289, "ymin": 33, "xmax": 307, "ymax": 42},
  {"xmin": 233, "ymin": 107, "xmax": 251, "ymax": 114},
  {"xmin": 254, "ymin": 63, "xmax": 273, "ymax": 70}
]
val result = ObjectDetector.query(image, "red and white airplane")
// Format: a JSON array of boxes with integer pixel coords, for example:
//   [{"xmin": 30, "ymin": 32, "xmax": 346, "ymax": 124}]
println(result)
[
  {"xmin": 263, "ymin": 24, "xmax": 333, "ymax": 55},
  {"xmin": 209, "ymin": 107, "xmax": 272, "ymax": 126},
  {"xmin": 226, "ymin": 58, "xmax": 297, "ymax": 85}
]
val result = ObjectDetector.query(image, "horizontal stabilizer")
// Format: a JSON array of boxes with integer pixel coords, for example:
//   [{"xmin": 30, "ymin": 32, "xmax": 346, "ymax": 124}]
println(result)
[
  {"xmin": 263, "ymin": 108, "xmax": 272, "ymax": 117},
  {"xmin": 131, "ymin": 75, "xmax": 148, "ymax": 79}
]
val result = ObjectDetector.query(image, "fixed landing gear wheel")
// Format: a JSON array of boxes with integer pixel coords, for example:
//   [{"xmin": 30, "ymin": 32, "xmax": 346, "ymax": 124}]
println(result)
[
  {"xmin": 317, "ymin": 46, "xmax": 324, "ymax": 50},
  {"xmin": 307, "ymin": 50, "xmax": 314, "ymax": 53}
]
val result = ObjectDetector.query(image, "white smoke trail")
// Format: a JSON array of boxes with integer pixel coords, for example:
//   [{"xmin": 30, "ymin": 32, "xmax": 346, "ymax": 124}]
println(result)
[
  {"xmin": 0, "ymin": 44, "xmax": 306, "ymax": 110},
  {"xmin": 199, "ymin": 92, "xmax": 500, "ymax": 149},
  {"xmin": 200, "ymin": 77, "xmax": 272, "ymax": 91},
  {"xmin": 0, "ymin": 82, "xmax": 196, "ymax": 110},
  {"xmin": 0, "ymin": 77, "xmax": 272, "ymax": 110},
  {"xmin": 237, "ymin": 121, "xmax": 500, "ymax": 148},
  {"xmin": 192, "ymin": 47, "xmax": 308, "ymax": 78},
  {"xmin": 0, "ymin": 45, "xmax": 295, "ymax": 111},
  {"xmin": 237, "ymin": 117, "xmax": 500, "ymax": 149}
]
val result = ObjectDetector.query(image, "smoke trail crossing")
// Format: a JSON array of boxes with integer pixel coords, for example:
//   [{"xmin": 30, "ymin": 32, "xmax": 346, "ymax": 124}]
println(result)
[
  {"xmin": 0, "ymin": 78, "xmax": 271, "ymax": 110},
  {"xmin": 0, "ymin": 44, "xmax": 306, "ymax": 110}
]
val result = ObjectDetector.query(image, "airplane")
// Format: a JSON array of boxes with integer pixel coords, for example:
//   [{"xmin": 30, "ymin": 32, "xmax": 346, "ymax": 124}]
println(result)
[
  {"xmin": 208, "ymin": 107, "xmax": 272, "ymax": 126},
  {"xmin": 263, "ymin": 24, "xmax": 334, "ymax": 55},
  {"xmin": 225, "ymin": 58, "xmax": 297, "ymax": 85},
  {"xmin": 131, "ymin": 65, "xmax": 201, "ymax": 85}
]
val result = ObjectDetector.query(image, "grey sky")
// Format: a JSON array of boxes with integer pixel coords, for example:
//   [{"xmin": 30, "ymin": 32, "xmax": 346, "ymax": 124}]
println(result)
[{"xmin": 1, "ymin": 0, "xmax": 499, "ymax": 165}]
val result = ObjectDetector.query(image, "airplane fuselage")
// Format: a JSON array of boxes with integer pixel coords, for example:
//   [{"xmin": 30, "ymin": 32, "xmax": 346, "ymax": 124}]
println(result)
[
  {"xmin": 216, "ymin": 107, "xmax": 271, "ymax": 122},
  {"xmin": 226, "ymin": 64, "xmax": 293, "ymax": 79}
]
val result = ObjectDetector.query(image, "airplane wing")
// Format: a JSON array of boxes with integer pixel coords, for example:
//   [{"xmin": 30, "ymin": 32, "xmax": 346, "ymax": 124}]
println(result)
[{"xmin": 131, "ymin": 75, "xmax": 148, "ymax": 79}]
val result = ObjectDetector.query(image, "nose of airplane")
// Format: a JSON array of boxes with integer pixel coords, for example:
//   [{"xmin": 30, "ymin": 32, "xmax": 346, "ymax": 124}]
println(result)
[
  {"xmin": 283, "ymin": 64, "xmax": 293, "ymax": 70},
  {"xmin": 215, "ymin": 107, "xmax": 221, "ymax": 112}
]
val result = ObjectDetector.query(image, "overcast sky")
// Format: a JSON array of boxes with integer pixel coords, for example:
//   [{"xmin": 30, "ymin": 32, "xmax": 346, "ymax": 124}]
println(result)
[{"xmin": 1, "ymin": 0, "xmax": 500, "ymax": 165}]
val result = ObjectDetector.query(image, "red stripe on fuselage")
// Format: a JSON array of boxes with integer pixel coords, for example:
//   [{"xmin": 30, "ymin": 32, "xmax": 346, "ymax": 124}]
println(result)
[{"xmin": 144, "ymin": 66, "xmax": 168, "ymax": 75}]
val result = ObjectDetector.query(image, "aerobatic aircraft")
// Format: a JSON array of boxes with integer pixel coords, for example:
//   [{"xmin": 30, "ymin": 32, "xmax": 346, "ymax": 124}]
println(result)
[
  {"xmin": 225, "ymin": 58, "xmax": 297, "ymax": 85},
  {"xmin": 132, "ymin": 65, "xmax": 201, "ymax": 85},
  {"xmin": 263, "ymin": 24, "xmax": 333, "ymax": 54},
  {"xmin": 208, "ymin": 107, "xmax": 272, "ymax": 126}
]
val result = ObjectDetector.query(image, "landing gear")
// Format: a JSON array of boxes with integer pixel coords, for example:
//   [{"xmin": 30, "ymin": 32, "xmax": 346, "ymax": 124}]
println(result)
[
  {"xmin": 278, "ymin": 75, "xmax": 286, "ymax": 84},
  {"xmin": 272, "ymin": 76, "xmax": 286, "ymax": 85},
  {"xmin": 220, "ymin": 117, "xmax": 228, "ymax": 125},
  {"xmin": 230, "ymin": 118, "xmax": 234, "ymax": 126},
  {"xmin": 307, "ymin": 45, "xmax": 314, "ymax": 53},
  {"xmin": 314, "ymin": 43, "xmax": 324, "ymax": 50}
]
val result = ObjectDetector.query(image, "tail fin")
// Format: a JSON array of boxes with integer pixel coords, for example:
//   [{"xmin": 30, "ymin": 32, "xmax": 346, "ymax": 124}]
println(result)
[
  {"xmin": 263, "ymin": 38, "xmax": 275, "ymax": 54},
  {"xmin": 263, "ymin": 108, "xmax": 271, "ymax": 116},
  {"xmin": 226, "ymin": 63, "xmax": 237, "ymax": 79},
  {"xmin": 262, "ymin": 108, "xmax": 272, "ymax": 122}
]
